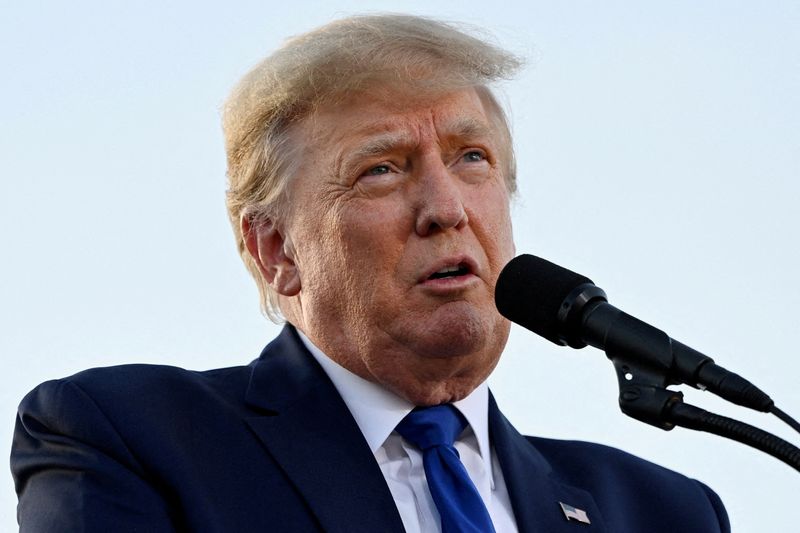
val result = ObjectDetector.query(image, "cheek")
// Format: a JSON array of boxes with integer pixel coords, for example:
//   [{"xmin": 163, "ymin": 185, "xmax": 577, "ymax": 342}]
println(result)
[
  {"xmin": 321, "ymin": 201, "xmax": 410, "ymax": 297},
  {"xmin": 467, "ymin": 187, "xmax": 515, "ymax": 266},
  {"xmin": 338, "ymin": 200, "xmax": 411, "ymax": 259}
]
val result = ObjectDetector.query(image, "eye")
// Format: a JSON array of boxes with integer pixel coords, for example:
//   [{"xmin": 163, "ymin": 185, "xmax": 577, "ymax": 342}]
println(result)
[
  {"xmin": 463, "ymin": 150, "xmax": 485, "ymax": 163},
  {"xmin": 365, "ymin": 164, "xmax": 391, "ymax": 176}
]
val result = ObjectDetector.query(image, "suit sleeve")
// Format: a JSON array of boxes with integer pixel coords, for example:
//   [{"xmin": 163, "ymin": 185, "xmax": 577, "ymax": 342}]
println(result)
[
  {"xmin": 11, "ymin": 378, "xmax": 178, "ymax": 533},
  {"xmin": 697, "ymin": 479, "xmax": 731, "ymax": 533}
]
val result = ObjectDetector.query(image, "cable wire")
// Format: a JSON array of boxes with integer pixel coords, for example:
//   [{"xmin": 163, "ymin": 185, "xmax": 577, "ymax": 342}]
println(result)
[{"xmin": 770, "ymin": 405, "xmax": 800, "ymax": 436}]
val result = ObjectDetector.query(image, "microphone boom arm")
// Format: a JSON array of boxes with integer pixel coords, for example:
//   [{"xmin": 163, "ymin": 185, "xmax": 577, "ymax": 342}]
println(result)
[
  {"xmin": 567, "ymin": 291, "xmax": 774, "ymax": 413},
  {"xmin": 606, "ymin": 340, "xmax": 800, "ymax": 471},
  {"xmin": 495, "ymin": 253, "xmax": 800, "ymax": 471}
]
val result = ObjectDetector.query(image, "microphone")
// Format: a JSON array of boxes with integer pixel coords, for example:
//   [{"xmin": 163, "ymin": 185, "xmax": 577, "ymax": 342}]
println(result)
[{"xmin": 495, "ymin": 254, "xmax": 773, "ymax": 412}]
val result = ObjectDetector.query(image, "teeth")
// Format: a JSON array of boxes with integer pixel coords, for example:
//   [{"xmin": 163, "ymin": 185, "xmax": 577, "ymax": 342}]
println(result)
[{"xmin": 428, "ymin": 264, "xmax": 468, "ymax": 280}]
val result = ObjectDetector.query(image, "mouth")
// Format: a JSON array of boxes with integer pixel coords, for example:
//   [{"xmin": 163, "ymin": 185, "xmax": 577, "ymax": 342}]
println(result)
[
  {"xmin": 418, "ymin": 256, "xmax": 480, "ymax": 290},
  {"xmin": 426, "ymin": 263, "xmax": 472, "ymax": 281}
]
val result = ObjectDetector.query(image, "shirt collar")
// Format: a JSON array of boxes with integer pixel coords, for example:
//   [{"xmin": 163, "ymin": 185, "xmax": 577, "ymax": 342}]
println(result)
[{"xmin": 297, "ymin": 330, "xmax": 493, "ymax": 477}]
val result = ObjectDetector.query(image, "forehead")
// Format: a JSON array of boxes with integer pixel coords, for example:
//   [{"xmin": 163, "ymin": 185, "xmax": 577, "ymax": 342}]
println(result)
[{"xmin": 297, "ymin": 87, "xmax": 497, "ymax": 151}]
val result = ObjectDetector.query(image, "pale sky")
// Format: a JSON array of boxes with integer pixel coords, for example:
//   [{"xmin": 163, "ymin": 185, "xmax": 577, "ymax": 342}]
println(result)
[{"xmin": 1, "ymin": 1, "xmax": 798, "ymax": 530}]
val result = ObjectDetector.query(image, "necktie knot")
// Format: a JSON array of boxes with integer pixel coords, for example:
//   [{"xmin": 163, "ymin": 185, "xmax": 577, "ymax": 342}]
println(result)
[{"xmin": 396, "ymin": 405, "xmax": 467, "ymax": 451}]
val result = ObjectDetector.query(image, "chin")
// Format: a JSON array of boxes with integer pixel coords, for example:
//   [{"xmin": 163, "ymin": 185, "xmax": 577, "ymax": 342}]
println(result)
[
  {"xmin": 370, "ymin": 302, "xmax": 510, "ymax": 404},
  {"xmin": 407, "ymin": 302, "xmax": 493, "ymax": 358}
]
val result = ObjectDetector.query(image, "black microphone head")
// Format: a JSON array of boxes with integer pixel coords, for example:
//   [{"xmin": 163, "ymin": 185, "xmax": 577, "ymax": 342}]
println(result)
[{"xmin": 495, "ymin": 254, "xmax": 595, "ymax": 345}]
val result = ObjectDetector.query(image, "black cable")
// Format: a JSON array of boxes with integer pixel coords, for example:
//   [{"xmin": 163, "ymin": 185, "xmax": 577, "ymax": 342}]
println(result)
[
  {"xmin": 770, "ymin": 405, "xmax": 800, "ymax": 436},
  {"xmin": 667, "ymin": 402, "xmax": 800, "ymax": 473}
]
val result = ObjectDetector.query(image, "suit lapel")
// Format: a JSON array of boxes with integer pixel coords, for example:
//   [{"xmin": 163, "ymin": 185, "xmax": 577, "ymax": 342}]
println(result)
[
  {"xmin": 242, "ymin": 327, "xmax": 606, "ymax": 532},
  {"xmin": 244, "ymin": 326, "xmax": 405, "ymax": 533},
  {"xmin": 490, "ymin": 396, "xmax": 608, "ymax": 533}
]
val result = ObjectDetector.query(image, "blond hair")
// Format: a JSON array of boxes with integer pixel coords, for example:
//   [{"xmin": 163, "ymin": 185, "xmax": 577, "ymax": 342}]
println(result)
[{"xmin": 223, "ymin": 14, "xmax": 522, "ymax": 320}]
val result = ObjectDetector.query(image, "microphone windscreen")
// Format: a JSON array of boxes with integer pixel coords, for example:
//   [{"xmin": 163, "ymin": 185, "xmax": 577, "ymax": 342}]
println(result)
[{"xmin": 495, "ymin": 254, "xmax": 593, "ymax": 345}]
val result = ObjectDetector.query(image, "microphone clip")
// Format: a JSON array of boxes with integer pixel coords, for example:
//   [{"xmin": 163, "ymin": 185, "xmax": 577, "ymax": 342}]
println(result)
[{"xmin": 610, "ymin": 357, "xmax": 684, "ymax": 431}]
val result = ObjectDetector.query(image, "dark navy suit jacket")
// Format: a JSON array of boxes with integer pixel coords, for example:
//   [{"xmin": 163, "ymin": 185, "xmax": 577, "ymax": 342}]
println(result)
[{"xmin": 12, "ymin": 325, "xmax": 729, "ymax": 532}]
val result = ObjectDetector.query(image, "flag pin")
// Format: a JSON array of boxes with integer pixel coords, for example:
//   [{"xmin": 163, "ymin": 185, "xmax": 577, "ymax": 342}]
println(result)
[{"xmin": 559, "ymin": 502, "xmax": 591, "ymax": 525}]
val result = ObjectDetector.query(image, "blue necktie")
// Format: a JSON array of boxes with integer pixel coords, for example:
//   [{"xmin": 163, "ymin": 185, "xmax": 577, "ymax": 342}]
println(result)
[{"xmin": 395, "ymin": 405, "xmax": 497, "ymax": 533}]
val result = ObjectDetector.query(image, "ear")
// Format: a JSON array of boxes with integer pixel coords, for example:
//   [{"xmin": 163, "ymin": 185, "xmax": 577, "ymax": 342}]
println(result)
[{"xmin": 241, "ymin": 212, "xmax": 301, "ymax": 297}]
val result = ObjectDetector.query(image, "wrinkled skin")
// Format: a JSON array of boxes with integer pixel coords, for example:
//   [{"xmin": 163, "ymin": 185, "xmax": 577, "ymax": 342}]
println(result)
[{"xmin": 245, "ymin": 87, "xmax": 515, "ymax": 405}]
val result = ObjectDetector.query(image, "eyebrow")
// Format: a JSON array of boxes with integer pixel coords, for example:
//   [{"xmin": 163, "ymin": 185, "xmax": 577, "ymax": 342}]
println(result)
[
  {"xmin": 350, "ymin": 116, "xmax": 494, "ymax": 160},
  {"xmin": 441, "ymin": 116, "xmax": 494, "ymax": 142},
  {"xmin": 350, "ymin": 133, "xmax": 413, "ymax": 161}
]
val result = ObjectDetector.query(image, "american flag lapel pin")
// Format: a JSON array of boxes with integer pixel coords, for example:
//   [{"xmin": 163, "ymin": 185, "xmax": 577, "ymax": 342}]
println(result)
[{"xmin": 559, "ymin": 502, "xmax": 591, "ymax": 525}]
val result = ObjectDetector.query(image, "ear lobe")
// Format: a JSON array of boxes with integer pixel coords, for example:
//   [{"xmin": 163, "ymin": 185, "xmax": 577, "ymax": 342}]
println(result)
[{"xmin": 241, "ymin": 213, "xmax": 301, "ymax": 297}]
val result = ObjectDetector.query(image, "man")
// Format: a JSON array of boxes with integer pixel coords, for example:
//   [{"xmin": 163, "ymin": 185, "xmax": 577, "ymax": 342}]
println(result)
[{"xmin": 12, "ymin": 14, "xmax": 729, "ymax": 532}]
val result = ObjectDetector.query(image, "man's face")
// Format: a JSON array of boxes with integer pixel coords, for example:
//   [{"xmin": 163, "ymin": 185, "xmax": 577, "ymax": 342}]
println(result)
[{"xmin": 272, "ymin": 87, "xmax": 515, "ymax": 404}]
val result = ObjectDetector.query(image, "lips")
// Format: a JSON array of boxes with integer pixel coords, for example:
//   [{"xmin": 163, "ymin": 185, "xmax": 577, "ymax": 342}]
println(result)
[
  {"xmin": 419, "ymin": 256, "xmax": 479, "ymax": 284},
  {"xmin": 428, "ymin": 263, "xmax": 471, "ymax": 280}
]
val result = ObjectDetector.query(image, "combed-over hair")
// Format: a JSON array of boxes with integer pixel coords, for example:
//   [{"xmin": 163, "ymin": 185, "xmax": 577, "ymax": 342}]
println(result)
[{"xmin": 223, "ymin": 13, "xmax": 522, "ymax": 321}]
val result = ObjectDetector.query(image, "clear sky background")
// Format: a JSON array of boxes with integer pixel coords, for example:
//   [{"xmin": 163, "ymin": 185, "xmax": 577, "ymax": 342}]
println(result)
[{"xmin": 1, "ymin": 1, "xmax": 798, "ymax": 530}]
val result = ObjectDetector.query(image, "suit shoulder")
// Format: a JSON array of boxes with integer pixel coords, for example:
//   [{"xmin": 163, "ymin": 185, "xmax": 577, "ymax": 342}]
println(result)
[
  {"xmin": 527, "ymin": 435, "xmax": 689, "ymax": 481},
  {"xmin": 71, "ymin": 362, "xmax": 248, "ymax": 392},
  {"xmin": 530, "ymin": 436, "xmax": 725, "ymax": 514},
  {"xmin": 524, "ymin": 436, "xmax": 728, "ymax": 530},
  {"xmin": 19, "ymin": 363, "xmax": 252, "ymax": 422}
]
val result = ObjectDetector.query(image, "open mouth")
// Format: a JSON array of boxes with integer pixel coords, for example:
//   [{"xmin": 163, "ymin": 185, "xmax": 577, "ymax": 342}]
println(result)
[{"xmin": 427, "ymin": 263, "xmax": 471, "ymax": 280}]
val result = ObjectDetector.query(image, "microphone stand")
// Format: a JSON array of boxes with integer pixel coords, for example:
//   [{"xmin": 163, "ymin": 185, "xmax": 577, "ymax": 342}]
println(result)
[
  {"xmin": 569, "ymin": 292, "xmax": 800, "ymax": 471},
  {"xmin": 610, "ymin": 356, "xmax": 800, "ymax": 472},
  {"xmin": 493, "ymin": 253, "xmax": 800, "ymax": 470}
]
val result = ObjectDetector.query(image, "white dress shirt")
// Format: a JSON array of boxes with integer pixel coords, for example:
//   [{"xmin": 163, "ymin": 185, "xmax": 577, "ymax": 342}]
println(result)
[{"xmin": 298, "ymin": 331, "xmax": 519, "ymax": 533}]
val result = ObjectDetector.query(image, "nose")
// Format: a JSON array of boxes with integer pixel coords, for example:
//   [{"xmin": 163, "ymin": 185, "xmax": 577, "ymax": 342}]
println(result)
[{"xmin": 414, "ymin": 161, "xmax": 468, "ymax": 236}]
